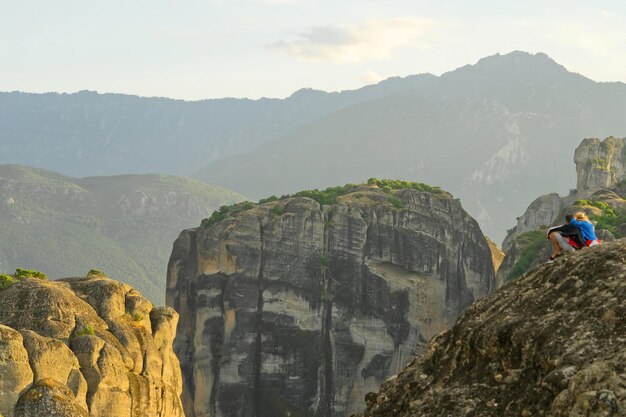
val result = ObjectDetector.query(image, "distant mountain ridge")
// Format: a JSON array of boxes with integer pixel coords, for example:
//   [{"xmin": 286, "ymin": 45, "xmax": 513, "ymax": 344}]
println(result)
[
  {"xmin": 0, "ymin": 75, "xmax": 435, "ymax": 177},
  {"xmin": 2, "ymin": 51, "xmax": 626, "ymax": 240},
  {"xmin": 0, "ymin": 164, "xmax": 244, "ymax": 302}
]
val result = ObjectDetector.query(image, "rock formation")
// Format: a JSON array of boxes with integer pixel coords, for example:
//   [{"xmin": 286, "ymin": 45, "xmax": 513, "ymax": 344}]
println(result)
[
  {"xmin": 167, "ymin": 184, "xmax": 495, "ymax": 417},
  {"xmin": 358, "ymin": 239, "xmax": 626, "ymax": 417},
  {"xmin": 575, "ymin": 136, "xmax": 626, "ymax": 192},
  {"xmin": 0, "ymin": 274, "xmax": 184, "ymax": 417},
  {"xmin": 501, "ymin": 193, "xmax": 562, "ymax": 252},
  {"xmin": 498, "ymin": 137, "xmax": 626, "ymax": 285}
]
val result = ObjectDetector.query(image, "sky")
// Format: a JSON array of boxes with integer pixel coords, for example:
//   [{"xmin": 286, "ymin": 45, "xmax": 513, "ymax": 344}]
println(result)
[{"xmin": 1, "ymin": 0, "xmax": 625, "ymax": 100}]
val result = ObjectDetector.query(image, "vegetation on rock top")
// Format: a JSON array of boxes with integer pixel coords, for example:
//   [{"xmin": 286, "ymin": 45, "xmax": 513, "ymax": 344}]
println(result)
[
  {"xmin": 200, "ymin": 178, "xmax": 450, "ymax": 229},
  {"xmin": 0, "ymin": 268, "xmax": 47, "ymax": 291},
  {"xmin": 574, "ymin": 198, "xmax": 626, "ymax": 238}
]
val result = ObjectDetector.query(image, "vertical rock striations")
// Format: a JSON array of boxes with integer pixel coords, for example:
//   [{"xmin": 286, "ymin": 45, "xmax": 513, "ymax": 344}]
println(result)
[
  {"xmin": 167, "ymin": 185, "xmax": 495, "ymax": 417},
  {"xmin": 0, "ymin": 275, "xmax": 185, "ymax": 417}
]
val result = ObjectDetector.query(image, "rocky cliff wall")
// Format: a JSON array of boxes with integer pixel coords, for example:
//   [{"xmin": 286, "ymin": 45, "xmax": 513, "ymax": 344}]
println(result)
[
  {"xmin": 0, "ymin": 275, "xmax": 184, "ymax": 417},
  {"xmin": 575, "ymin": 136, "xmax": 626, "ymax": 193},
  {"xmin": 167, "ymin": 186, "xmax": 495, "ymax": 417},
  {"xmin": 359, "ymin": 239, "xmax": 626, "ymax": 417}
]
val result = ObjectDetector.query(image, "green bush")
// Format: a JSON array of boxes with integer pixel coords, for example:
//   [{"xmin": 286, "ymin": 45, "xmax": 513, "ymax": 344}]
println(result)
[
  {"xmin": 574, "ymin": 199, "xmax": 625, "ymax": 237},
  {"xmin": 368, "ymin": 178, "xmax": 447, "ymax": 196},
  {"xmin": 87, "ymin": 269, "xmax": 105, "ymax": 277},
  {"xmin": 201, "ymin": 201, "xmax": 256, "ymax": 229},
  {"xmin": 14, "ymin": 268, "xmax": 47, "ymax": 280},
  {"xmin": 387, "ymin": 196, "xmax": 405, "ymax": 209},
  {"xmin": 132, "ymin": 313, "xmax": 144, "ymax": 322},
  {"xmin": 507, "ymin": 231, "xmax": 546, "ymax": 282},
  {"xmin": 258, "ymin": 195, "xmax": 279, "ymax": 204},
  {"xmin": 0, "ymin": 274, "xmax": 15, "ymax": 291},
  {"xmin": 319, "ymin": 253, "xmax": 331, "ymax": 268},
  {"xmin": 271, "ymin": 204, "xmax": 286, "ymax": 216}
]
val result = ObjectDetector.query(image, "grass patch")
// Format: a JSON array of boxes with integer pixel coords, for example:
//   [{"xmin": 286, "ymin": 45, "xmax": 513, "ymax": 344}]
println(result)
[
  {"xmin": 73, "ymin": 325, "xmax": 95, "ymax": 337},
  {"xmin": 507, "ymin": 231, "xmax": 546, "ymax": 282}
]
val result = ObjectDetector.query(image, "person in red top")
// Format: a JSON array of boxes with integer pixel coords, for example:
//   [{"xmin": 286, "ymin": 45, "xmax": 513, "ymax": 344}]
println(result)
[{"xmin": 547, "ymin": 214, "xmax": 584, "ymax": 260}]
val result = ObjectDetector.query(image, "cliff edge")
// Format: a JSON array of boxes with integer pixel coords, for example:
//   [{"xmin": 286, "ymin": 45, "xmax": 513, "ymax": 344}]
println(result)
[{"xmin": 359, "ymin": 239, "xmax": 626, "ymax": 417}]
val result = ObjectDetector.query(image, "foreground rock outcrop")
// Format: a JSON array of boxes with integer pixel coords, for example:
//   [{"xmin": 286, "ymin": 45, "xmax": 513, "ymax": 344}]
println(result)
[
  {"xmin": 0, "ymin": 274, "xmax": 184, "ymax": 417},
  {"xmin": 167, "ymin": 183, "xmax": 495, "ymax": 417},
  {"xmin": 359, "ymin": 239, "xmax": 626, "ymax": 417}
]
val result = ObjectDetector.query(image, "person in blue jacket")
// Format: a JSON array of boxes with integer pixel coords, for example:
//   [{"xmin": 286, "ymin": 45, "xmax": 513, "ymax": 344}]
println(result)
[{"xmin": 569, "ymin": 211, "xmax": 600, "ymax": 246}]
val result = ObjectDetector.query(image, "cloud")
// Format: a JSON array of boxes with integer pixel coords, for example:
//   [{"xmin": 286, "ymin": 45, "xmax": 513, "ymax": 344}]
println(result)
[
  {"xmin": 269, "ymin": 17, "xmax": 438, "ymax": 63},
  {"xmin": 362, "ymin": 70, "xmax": 385, "ymax": 84}
]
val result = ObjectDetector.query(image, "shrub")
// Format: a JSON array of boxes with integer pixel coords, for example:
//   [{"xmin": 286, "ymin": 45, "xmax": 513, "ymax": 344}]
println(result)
[
  {"xmin": 368, "ymin": 178, "xmax": 447, "ymax": 196},
  {"xmin": 132, "ymin": 313, "xmax": 144, "ymax": 322},
  {"xmin": 15, "ymin": 268, "xmax": 47, "ymax": 280},
  {"xmin": 319, "ymin": 253, "xmax": 331, "ymax": 268},
  {"xmin": 201, "ymin": 201, "xmax": 257, "ymax": 229},
  {"xmin": 387, "ymin": 196, "xmax": 405, "ymax": 209},
  {"xmin": 87, "ymin": 269, "xmax": 105, "ymax": 277},
  {"xmin": 0, "ymin": 274, "xmax": 15, "ymax": 291},
  {"xmin": 271, "ymin": 204, "xmax": 286, "ymax": 216},
  {"xmin": 507, "ymin": 231, "xmax": 546, "ymax": 281},
  {"xmin": 258, "ymin": 195, "xmax": 279, "ymax": 204}
]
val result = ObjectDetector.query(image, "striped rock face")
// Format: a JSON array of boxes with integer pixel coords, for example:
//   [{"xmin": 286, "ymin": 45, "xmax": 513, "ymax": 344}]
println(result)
[{"xmin": 167, "ymin": 187, "xmax": 495, "ymax": 417}]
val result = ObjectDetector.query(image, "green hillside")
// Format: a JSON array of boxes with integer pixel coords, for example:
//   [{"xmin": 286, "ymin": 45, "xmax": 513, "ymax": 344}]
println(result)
[{"xmin": 0, "ymin": 164, "xmax": 244, "ymax": 302}]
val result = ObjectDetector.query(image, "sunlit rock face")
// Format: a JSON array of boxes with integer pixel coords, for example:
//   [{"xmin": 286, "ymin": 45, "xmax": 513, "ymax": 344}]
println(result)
[
  {"xmin": 0, "ymin": 276, "xmax": 185, "ymax": 417},
  {"xmin": 167, "ymin": 186, "xmax": 495, "ymax": 417},
  {"xmin": 575, "ymin": 136, "xmax": 626, "ymax": 193}
]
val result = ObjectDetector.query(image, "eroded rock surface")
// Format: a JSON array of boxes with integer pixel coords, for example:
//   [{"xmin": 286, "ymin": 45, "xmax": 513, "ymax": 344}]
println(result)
[
  {"xmin": 167, "ymin": 186, "xmax": 495, "ymax": 417},
  {"xmin": 575, "ymin": 136, "xmax": 626, "ymax": 192},
  {"xmin": 359, "ymin": 239, "xmax": 626, "ymax": 417},
  {"xmin": 0, "ymin": 276, "xmax": 184, "ymax": 417}
]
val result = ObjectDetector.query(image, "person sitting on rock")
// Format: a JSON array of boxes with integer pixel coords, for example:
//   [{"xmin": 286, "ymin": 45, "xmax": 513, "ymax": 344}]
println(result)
[
  {"xmin": 547, "ymin": 214, "xmax": 585, "ymax": 260},
  {"xmin": 569, "ymin": 211, "xmax": 601, "ymax": 247}
]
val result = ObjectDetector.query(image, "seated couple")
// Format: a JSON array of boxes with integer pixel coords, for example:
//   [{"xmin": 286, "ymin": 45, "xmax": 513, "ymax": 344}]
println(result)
[{"xmin": 547, "ymin": 211, "xmax": 600, "ymax": 260}]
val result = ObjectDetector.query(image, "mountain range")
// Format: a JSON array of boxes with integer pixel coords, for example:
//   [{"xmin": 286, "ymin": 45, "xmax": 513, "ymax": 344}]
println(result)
[
  {"xmin": 2, "ymin": 51, "xmax": 626, "ymax": 241},
  {"xmin": 0, "ymin": 164, "xmax": 243, "ymax": 302}
]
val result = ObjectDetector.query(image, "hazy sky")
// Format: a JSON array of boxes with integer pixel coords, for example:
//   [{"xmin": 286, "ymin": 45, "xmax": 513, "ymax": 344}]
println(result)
[{"xmin": 2, "ymin": 0, "xmax": 625, "ymax": 99}]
